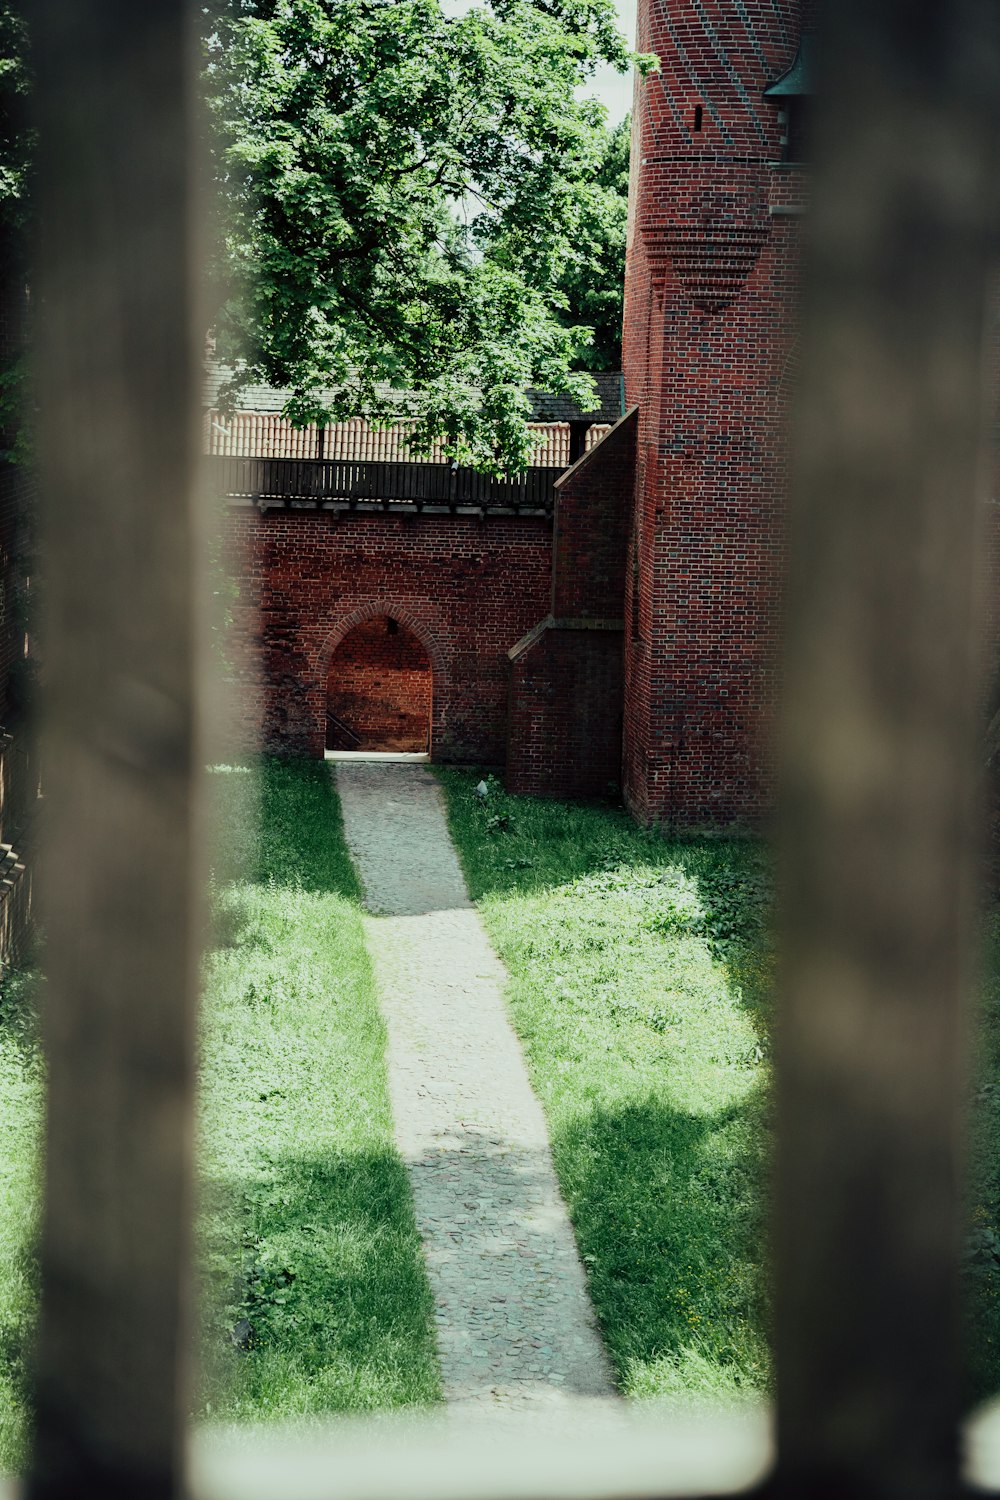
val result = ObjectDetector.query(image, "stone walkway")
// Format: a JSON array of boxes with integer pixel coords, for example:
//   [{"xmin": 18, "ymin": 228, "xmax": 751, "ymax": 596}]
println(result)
[{"xmin": 335, "ymin": 761, "xmax": 618, "ymax": 1414}]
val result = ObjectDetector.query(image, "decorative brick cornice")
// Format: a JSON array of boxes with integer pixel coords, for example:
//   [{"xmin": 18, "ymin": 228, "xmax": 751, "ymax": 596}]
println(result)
[{"xmin": 638, "ymin": 162, "xmax": 771, "ymax": 313}]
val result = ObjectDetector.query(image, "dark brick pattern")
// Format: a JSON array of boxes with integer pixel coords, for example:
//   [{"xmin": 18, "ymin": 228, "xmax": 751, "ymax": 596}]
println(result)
[
  {"xmin": 223, "ymin": 507, "xmax": 553, "ymax": 764},
  {"xmin": 327, "ymin": 617, "xmax": 432, "ymax": 752},
  {"xmin": 507, "ymin": 624, "xmax": 625, "ymax": 800},
  {"xmin": 507, "ymin": 413, "xmax": 637, "ymax": 799},
  {"xmin": 622, "ymin": 0, "xmax": 807, "ymax": 826}
]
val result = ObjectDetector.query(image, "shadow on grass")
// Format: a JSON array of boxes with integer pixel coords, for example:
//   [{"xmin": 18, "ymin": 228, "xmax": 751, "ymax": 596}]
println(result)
[
  {"xmin": 199, "ymin": 1145, "xmax": 441, "ymax": 1418},
  {"xmin": 435, "ymin": 766, "xmax": 767, "ymax": 897},
  {"xmin": 0, "ymin": 1244, "xmax": 37, "ymax": 1459},
  {"xmin": 200, "ymin": 1101, "xmax": 770, "ymax": 1411},
  {"xmin": 436, "ymin": 765, "xmax": 776, "ymax": 1039},
  {"xmin": 199, "ymin": 754, "xmax": 441, "ymax": 1419},
  {"xmin": 553, "ymin": 1091, "xmax": 772, "ymax": 1399},
  {"xmin": 436, "ymin": 766, "xmax": 673, "ymax": 899},
  {"xmin": 0, "ymin": 968, "xmax": 42, "ymax": 1074},
  {"xmin": 208, "ymin": 753, "xmax": 368, "ymax": 954},
  {"xmin": 0, "ymin": 1238, "xmax": 38, "ymax": 1409},
  {"xmin": 436, "ymin": 765, "xmax": 775, "ymax": 1399},
  {"xmin": 257, "ymin": 757, "xmax": 364, "ymax": 900}
]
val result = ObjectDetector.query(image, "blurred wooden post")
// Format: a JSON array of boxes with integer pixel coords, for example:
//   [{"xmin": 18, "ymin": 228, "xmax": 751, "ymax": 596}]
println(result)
[
  {"xmin": 775, "ymin": 3, "xmax": 1000, "ymax": 1497},
  {"xmin": 27, "ymin": 2, "xmax": 203, "ymax": 1497}
]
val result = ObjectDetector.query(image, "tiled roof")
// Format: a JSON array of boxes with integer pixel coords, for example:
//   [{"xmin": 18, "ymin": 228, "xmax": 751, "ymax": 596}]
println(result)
[
  {"xmin": 525, "ymin": 375, "xmax": 623, "ymax": 423},
  {"xmin": 203, "ymin": 361, "xmax": 624, "ymax": 425}
]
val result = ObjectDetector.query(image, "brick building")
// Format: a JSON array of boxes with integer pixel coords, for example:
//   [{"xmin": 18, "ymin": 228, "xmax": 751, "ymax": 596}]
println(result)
[
  {"xmin": 222, "ymin": 2, "xmax": 815, "ymax": 828},
  {"xmin": 618, "ymin": 0, "xmax": 811, "ymax": 826},
  {"xmin": 216, "ymin": 381, "xmax": 619, "ymax": 767},
  {"xmin": 475, "ymin": 0, "xmax": 810, "ymax": 823},
  {"xmin": 508, "ymin": 0, "xmax": 811, "ymax": 823}
]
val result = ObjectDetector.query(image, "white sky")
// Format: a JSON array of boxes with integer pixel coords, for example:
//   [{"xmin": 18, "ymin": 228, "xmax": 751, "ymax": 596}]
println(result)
[
  {"xmin": 580, "ymin": 0, "xmax": 638, "ymax": 124},
  {"xmin": 441, "ymin": 0, "xmax": 640, "ymax": 127}
]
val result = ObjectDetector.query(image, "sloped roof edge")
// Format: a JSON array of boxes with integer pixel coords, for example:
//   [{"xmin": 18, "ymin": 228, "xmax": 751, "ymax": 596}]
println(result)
[
  {"xmin": 553, "ymin": 405, "xmax": 638, "ymax": 491},
  {"xmin": 764, "ymin": 34, "xmax": 815, "ymax": 97}
]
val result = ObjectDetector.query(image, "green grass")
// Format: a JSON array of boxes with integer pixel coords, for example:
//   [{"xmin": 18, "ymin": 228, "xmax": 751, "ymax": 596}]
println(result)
[
  {"xmin": 0, "ymin": 757, "xmax": 441, "ymax": 1469},
  {"xmin": 438, "ymin": 769, "xmax": 1000, "ymax": 1411},
  {"xmin": 5, "ymin": 750, "xmax": 999, "ymax": 1456},
  {"xmin": 0, "ymin": 968, "xmax": 41, "ymax": 1472},
  {"xmin": 436, "ymin": 768, "xmax": 774, "ymax": 1406},
  {"xmin": 197, "ymin": 757, "xmax": 441, "ymax": 1421}
]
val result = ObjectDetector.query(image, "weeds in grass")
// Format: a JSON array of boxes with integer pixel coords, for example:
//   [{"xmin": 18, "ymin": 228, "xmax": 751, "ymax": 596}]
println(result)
[
  {"xmin": 440, "ymin": 768, "xmax": 1000, "ymax": 1408},
  {"xmin": 198, "ymin": 756, "xmax": 441, "ymax": 1420},
  {"xmin": 0, "ymin": 967, "xmax": 42, "ymax": 1473},
  {"xmin": 436, "ymin": 767, "xmax": 774, "ymax": 1405}
]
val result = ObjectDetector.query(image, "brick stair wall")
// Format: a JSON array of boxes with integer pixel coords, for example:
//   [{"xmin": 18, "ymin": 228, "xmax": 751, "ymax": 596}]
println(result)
[{"xmin": 506, "ymin": 410, "xmax": 637, "ymax": 799}]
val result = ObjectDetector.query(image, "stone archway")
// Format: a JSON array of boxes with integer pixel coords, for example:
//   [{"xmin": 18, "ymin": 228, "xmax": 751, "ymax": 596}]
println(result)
[{"xmin": 326, "ymin": 614, "xmax": 432, "ymax": 753}]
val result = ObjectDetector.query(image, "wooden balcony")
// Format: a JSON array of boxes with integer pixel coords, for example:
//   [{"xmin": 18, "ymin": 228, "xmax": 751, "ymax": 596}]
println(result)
[{"xmin": 209, "ymin": 454, "xmax": 561, "ymax": 516}]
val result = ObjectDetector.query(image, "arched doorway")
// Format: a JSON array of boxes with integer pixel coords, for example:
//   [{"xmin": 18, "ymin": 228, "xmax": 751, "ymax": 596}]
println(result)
[{"xmin": 326, "ymin": 615, "xmax": 432, "ymax": 753}]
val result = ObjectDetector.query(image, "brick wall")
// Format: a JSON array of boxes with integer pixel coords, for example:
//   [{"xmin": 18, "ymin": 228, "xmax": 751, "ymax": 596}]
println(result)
[
  {"xmin": 507, "ymin": 623, "xmax": 625, "ymax": 800},
  {"xmin": 327, "ymin": 616, "xmax": 432, "ymax": 752},
  {"xmin": 551, "ymin": 411, "xmax": 636, "ymax": 623},
  {"xmin": 218, "ymin": 0, "xmax": 1000, "ymax": 828},
  {"xmin": 223, "ymin": 506, "xmax": 553, "ymax": 764},
  {"xmin": 506, "ymin": 412, "xmax": 636, "ymax": 798},
  {"xmin": 622, "ymin": 0, "xmax": 805, "ymax": 827}
]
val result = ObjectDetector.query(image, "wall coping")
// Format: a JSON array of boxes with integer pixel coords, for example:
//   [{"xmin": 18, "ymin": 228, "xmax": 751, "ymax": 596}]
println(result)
[
  {"xmin": 552, "ymin": 406, "xmax": 639, "ymax": 492},
  {"xmin": 508, "ymin": 615, "xmax": 624, "ymax": 661}
]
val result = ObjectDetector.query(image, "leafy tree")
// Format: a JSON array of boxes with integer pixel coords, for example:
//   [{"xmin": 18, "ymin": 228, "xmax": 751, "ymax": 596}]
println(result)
[
  {"xmin": 1, "ymin": 1, "xmax": 644, "ymax": 469},
  {"xmin": 0, "ymin": 0, "xmax": 32, "ymax": 465},
  {"xmin": 0, "ymin": 1, "xmax": 30, "ymax": 272},
  {"xmin": 206, "ymin": 0, "xmax": 648, "ymax": 468},
  {"xmin": 549, "ymin": 113, "xmax": 629, "ymax": 371}
]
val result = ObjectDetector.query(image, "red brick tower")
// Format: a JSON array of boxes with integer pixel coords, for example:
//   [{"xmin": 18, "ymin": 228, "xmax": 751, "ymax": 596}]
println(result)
[{"xmin": 622, "ymin": 0, "xmax": 809, "ymax": 826}]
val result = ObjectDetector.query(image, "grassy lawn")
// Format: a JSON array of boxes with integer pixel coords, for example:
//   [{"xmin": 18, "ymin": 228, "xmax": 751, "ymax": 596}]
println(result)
[
  {"xmin": 5, "ymin": 752, "xmax": 1000, "ymax": 1462},
  {"xmin": 0, "ymin": 968, "xmax": 41, "ymax": 1473},
  {"xmin": 436, "ymin": 768, "xmax": 774, "ymax": 1406},
  {"xmin": 197, "ymin": 757, "xmax": 441, "ymax": 1421},
  {"xmin": 1, "ymin": 757, "xmax": 441, "ymax": 1471},
  {"xmin": 438, "ymin": 768, "xmax": 1000, "ymax": 1411}
]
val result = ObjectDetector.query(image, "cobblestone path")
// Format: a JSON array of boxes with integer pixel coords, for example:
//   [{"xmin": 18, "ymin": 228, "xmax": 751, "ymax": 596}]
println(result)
[{"xmin": 335, "ymin": 761, "xmax": 618, "ymax": 1413}]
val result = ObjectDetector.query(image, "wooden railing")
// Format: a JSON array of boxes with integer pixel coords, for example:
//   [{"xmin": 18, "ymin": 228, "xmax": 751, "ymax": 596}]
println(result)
[{"xmin": 209, "ymin": 454, "xmax": 561, "ymax": 515}]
